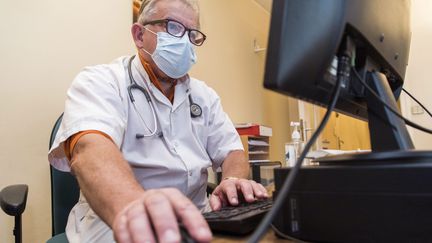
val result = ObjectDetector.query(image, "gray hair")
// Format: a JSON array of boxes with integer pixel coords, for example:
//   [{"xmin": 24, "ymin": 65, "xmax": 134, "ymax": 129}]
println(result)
[{"xmin": 137, "ymin": 0, "xmax": 200, "ymax": 27}]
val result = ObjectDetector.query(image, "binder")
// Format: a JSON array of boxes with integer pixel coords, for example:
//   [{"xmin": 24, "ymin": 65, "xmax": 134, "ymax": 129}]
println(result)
[{"xmin": 235, "ymin": 123, "xmax": 272, "ymax": 137}]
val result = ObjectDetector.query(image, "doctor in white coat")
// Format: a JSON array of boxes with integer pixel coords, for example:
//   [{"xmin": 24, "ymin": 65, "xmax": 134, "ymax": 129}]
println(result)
[{"xmin": 48, "ymin": 0, "xmax": 269, "ymax": 242}]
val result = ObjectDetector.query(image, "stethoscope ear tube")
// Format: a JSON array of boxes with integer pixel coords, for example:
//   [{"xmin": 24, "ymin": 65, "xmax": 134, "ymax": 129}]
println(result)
[{"xmin": 130, "ymin": 83, "xmax": 152, "ymax": 102}]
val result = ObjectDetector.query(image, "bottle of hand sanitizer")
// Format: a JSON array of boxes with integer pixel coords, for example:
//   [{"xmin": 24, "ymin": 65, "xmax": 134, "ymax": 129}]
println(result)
[{"xmin": 285, "ymin": 122, "xmax": 303, "ymax": 167}]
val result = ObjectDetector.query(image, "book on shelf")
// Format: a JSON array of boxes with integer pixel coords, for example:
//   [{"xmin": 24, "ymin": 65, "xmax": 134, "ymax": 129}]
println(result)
[{"xmin": 235, "ymin": 123, "xmax": 272, "ymax": 137}]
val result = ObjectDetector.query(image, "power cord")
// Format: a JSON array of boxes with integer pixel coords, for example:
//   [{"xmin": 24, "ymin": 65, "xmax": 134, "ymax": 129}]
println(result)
[
  {"xmin": 352, "ymin": 69, "xmax": 432, "ymax": 134},
  {"xmin": 402, "ymin": 88, "xmax": 432, "ymax": 118},
  {"xmin": 247, "ymin": 55, "xmax": 347, "ymax": 243}
]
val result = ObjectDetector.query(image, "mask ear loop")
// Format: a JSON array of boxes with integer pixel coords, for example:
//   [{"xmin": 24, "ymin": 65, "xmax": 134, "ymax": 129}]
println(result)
[{"xmin": 140, "ymin": 26, "xmax": 157, "ymax": 57}]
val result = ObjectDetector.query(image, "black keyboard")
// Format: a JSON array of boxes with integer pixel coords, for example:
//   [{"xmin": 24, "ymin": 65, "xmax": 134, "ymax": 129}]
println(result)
[{"xmin": 202, "ymin": 198, "xmax": 273, "ymax": 235}]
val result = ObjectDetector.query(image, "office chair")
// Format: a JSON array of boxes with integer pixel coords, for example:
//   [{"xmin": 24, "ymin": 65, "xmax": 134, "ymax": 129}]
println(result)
[
  {"xmin": 47, "ymin": 113, "xmax": 80, "ymax": 243},
  {"xmin": 0, "ymin": 184, "xmax": 28, "ymax": 243}
]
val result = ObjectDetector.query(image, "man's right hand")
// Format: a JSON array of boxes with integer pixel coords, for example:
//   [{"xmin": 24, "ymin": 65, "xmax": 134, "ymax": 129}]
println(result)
[{"xmin": 112, "ymin": 188, "xmax": 212, "ymax": 243}]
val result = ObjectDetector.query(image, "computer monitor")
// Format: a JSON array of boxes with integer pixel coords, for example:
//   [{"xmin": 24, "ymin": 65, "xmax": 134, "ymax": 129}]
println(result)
[
  {"xmin": 264, "ymin": 0, "xmax": 429, "ymax": 158},
  {"xmin": 259, "ymin": 1, "xmax": 432, "ymax": 241}
]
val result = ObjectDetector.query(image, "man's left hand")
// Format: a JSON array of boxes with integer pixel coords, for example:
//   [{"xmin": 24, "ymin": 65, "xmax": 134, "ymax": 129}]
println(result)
[{"xmin": 209, "ymin": 178, "xmax": 269, "ymax": 211}]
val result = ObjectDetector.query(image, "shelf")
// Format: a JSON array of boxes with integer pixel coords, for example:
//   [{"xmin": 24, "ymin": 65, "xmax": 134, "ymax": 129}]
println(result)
[
  {"xmin": 248, "ymin": 151, "xmax": 269, "ymax": 155},
  {"xmin": 249, "ymin": 159, "xmax": 271, "ymax": 163}
]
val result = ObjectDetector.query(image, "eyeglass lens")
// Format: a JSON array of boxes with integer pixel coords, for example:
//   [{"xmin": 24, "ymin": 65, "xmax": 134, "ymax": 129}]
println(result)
[{"xmin": 166, "ymin": 20, "xmax": 205, "ymax": 46}]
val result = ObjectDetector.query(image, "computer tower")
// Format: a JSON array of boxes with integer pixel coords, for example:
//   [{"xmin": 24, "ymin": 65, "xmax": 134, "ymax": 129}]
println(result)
[{"xmin": 273, "ymin": 161, "xmax": 432, "ymax": 242}]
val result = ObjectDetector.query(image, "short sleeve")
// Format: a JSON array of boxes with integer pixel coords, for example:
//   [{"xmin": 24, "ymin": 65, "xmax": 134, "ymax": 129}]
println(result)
[
  {"xmin": 48, "ymin": 65, "xmax": 127, "ymax": 172},
  {"xmin": 205, "ymin": 90, "xmax": 244, "ymax": 171}
]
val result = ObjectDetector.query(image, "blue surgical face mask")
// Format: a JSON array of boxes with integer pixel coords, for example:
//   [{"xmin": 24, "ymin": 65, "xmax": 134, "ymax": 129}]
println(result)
[{"xmin": 142, "ymin": 28, "xmax": 197, "ymax": 79}]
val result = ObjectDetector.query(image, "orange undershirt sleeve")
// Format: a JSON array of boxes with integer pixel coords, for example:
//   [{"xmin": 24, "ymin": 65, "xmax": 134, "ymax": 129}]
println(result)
[{"xmin": 63, "ymin": 130, "xmax": 113, "ymax": 161}]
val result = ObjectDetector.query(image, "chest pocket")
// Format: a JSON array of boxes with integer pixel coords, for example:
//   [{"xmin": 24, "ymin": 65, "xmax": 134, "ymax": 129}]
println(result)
[{"xmin": 190, "ymin": 109, "xmax": 209, "ymax": 149}]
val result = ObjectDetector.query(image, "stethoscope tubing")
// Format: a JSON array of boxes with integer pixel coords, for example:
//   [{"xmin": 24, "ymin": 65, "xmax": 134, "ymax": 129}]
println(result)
[
  {"xmin": 127, "ymin": 56, "xmax": 159, "ymax": 138},
  {"xmin": 127, "ymin": 55, "xmax": 202, "ymax": 139}
]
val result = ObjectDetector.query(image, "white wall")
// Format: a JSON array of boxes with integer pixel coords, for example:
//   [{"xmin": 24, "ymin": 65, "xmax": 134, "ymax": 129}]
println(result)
[
  {"xmin": 401, "ymin": 0, "xmax": 432, "ymax": 149},
  {"xmin": 0, "ymin": 1, "xmax": 134, "ymax": 242}
]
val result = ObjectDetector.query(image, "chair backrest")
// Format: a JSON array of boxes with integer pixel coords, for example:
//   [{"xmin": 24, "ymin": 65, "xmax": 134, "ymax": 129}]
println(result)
[{"xmin": 49, "ymin": 113, "xmax": 80, "ymax": 236}]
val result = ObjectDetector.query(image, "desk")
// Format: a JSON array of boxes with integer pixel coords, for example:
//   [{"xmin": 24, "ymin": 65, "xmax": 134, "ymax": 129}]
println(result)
[{"xmin": 212, "ymin": 228, "xmax": 293, "ymax": 243}]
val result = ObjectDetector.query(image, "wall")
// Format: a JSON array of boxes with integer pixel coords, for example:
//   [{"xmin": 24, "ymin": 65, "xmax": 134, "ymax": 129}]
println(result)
[
  {"xmin": 193, "ymin": 0, "xmax": 267, "ymax": 123},
  {"xmin": 0, "ymin": 1, "xmax": 134, "ymax": 242},
  {"xmin": 401, "ymin": 0, "xmax": 432, "ymax": 149}
]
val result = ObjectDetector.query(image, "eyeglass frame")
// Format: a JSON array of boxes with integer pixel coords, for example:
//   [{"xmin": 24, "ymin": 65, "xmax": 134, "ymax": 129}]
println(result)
[{"xmin": 143, "ymin": 19, "xmax": 207, "ymax": 46}]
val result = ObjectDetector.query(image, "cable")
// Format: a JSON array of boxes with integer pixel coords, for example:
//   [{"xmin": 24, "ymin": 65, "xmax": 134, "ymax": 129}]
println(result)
[
  {"xmin": 247, "ymin": 56, "xmax": 346, "ymax": 243},
  {"xmin": 352, "ymin": 70, "xmax": 432, "ymax": 134},
  {"xmin": 402, "ymin": 88, "xmax": 432, "ymax": 117}
]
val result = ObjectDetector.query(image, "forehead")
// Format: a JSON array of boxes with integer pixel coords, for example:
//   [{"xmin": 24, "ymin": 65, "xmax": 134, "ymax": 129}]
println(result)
[{"xmin": 151, "ymin": 0, "xmax": 199, "ymax": 29}]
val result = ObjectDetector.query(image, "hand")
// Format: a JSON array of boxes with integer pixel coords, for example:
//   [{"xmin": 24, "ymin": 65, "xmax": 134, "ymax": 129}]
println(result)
[
  {"xmin": 112, "ymin": 188, "xmax": 212, "ymax": 243},
  {"xmin": 209, "ymin": 178, "xmax": 269, "ymax": 211}
]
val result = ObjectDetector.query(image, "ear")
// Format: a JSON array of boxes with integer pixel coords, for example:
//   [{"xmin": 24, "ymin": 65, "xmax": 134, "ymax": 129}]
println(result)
[{"xmin": 131, "ymin": 23, "xmax": 145, "ymax": 48}]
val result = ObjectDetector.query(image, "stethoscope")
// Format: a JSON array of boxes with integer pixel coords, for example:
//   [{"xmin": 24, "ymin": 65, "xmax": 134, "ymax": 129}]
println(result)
[{"xmin": 127, "ymin": 55, "xmax": 202, "ymax": 139}]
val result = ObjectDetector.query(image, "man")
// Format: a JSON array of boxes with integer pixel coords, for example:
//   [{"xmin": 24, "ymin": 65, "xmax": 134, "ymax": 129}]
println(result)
[{"xmin": 48, "ymin": 0, "xmax": 269, "ymax": 242}]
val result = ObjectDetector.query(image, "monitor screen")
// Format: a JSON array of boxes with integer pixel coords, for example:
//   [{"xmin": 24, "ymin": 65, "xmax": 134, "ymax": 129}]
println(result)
[{"xmin": 260, "ymin": 2, "xmax": 432, "ymax": 242}]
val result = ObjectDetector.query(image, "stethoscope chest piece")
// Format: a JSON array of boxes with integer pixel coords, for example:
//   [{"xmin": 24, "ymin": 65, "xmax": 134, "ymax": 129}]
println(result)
[
  {"xmin": 188, "ymin": 95, "xmax": 202, "ymax": 118},
  {"xmin": 190, "ymin": 103, "xmax": 202, "ymax": 118}
]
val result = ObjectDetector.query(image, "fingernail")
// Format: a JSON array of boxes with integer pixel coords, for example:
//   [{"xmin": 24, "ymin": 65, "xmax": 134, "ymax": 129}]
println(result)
[
  {"xmin": 198, "ymin": 227, "xmax": 212, "ymax": 238},
  {"xmin": 231, "ymin": 197, "xmax": 238, "ymax": 204},
  {"xmin": 247, "ymin": 194, "xmax": 254, "ymax": 200},
  {"xmin": 163, "ymin": 229, "xmax": 179, "ymax": 243}
]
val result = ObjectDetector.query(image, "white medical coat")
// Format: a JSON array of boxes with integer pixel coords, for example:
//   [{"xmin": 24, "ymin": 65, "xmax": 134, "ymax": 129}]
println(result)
[{"xmin": 48, "ymin": 55, "xmax": 243, "ymax": 241}]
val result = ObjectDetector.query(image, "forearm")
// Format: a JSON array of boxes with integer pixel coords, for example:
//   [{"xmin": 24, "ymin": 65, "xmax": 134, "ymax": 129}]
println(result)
[
  {"xmin": 221, "ymin": 150, "xmax": 249, "ymax": 179},
  {"xmin": 70, "ymin": 134, "xmax": 144, "ymax": 226}
]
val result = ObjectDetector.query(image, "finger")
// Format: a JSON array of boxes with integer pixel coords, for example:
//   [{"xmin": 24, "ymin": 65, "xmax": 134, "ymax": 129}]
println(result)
[
  {"xmin": 126, "ymin": 202, "xmax": 156, "ymax": 243},
  {"xmin": 113, "ymin": 214, "xmax": 132, "ymax": 243},
  {"xmin": 210, "ymin": 189, "xmax": 229, "ymax": 210},
  {"xmin": 253, "ymin": 181, "xmax": 269, "ymax": 198},
  {"xmin": 209, "ymin": 193, "xmax": 222, "ymax": 211},
  {"xmin": 165, "ymin": 189, "xmax": 212, "ymax": 242},
  {"xmin": 221, "ymin": 180, "xmax": 239, "ymax": 206},
  {"xmin": 144, "ymin": 191, "xmax": 180, "ymax": 243},
  {"xmin": 238, "ymin": 180, "xmax": 255, "ymax": 202},
  {"xmin": 212, "ymin": 184, "xmax": 230, "ymax": 207}
]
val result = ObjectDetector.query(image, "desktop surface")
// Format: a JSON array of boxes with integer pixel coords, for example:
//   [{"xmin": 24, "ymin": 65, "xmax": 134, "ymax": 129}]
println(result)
[{"xmin": 212, "ymin": 228, "xmax": 293, "ymax": 243}]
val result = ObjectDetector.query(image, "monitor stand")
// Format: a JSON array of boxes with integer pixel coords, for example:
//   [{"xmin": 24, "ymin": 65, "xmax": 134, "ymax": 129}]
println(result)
[{"xmin": 318, "ymin": 70, "xmax": 432, "ymax": 165}]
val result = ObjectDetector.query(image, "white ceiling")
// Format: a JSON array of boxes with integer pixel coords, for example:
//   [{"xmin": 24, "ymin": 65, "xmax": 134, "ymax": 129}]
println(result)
[{"xmin": 254, "ymin": 0, "xmax": 272, "ymax": 12}]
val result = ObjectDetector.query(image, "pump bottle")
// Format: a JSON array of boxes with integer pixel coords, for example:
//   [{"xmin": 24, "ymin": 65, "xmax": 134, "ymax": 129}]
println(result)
[{"xmin": 285, "ymin": 122, "xmax": 304, "ymax": 167}]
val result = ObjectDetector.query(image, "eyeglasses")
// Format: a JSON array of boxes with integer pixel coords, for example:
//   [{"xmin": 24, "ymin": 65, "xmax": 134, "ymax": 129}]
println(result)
[{"xmin": 143, "ymin": 19, "xmax": 207, "ymax": 46}]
